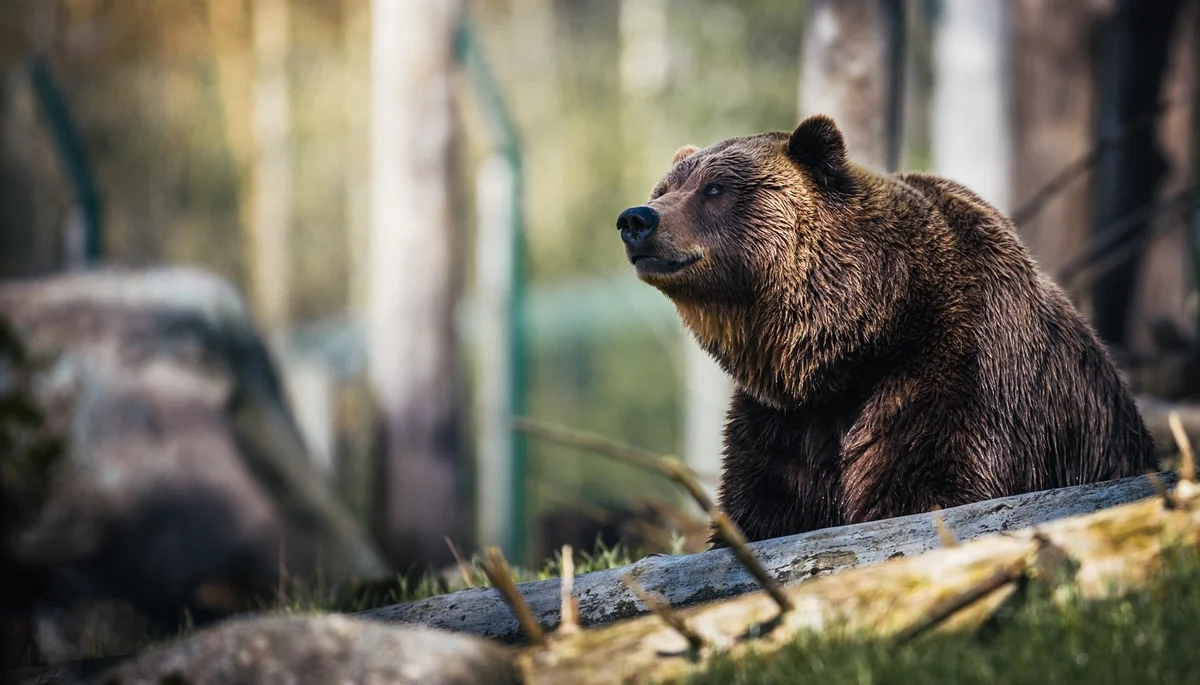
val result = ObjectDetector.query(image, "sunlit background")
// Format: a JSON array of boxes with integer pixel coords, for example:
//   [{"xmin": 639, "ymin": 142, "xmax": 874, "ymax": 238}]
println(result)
[{"xmin": 2, "ymin": 0, "xmax": 1200, "ymax": 665}]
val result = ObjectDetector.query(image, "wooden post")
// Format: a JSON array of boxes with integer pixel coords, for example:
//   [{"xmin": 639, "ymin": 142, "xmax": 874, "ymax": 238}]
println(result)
[{"xmin": 368, "ymin": 0, "xmax": 464, "ymax": 572}]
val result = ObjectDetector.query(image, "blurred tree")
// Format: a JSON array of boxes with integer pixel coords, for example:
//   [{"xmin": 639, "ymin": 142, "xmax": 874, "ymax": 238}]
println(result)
[
  {"xmin": 368, "ymin": 0, "xmax": 465, "ymax": 573},
  {"xmin": 799, "ymin": 0, "xmax": 905, "ymax": 171},
  {"xmin": 931, "ymin": 0, "xmax": 1011, "ymax": 213},
  {"xmin": 1010, "ymin": 0, "xmax": 1110, "ymax": 310},
  {"xmin": 1092, "ymin": 0, "xmax": 1189, "ymax": 351}
]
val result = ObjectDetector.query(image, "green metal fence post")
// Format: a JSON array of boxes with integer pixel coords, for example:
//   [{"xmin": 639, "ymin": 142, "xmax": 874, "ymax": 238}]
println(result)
[{"xmin": 456, "ymin": 18, "xmax": 529, "ymax": 565}]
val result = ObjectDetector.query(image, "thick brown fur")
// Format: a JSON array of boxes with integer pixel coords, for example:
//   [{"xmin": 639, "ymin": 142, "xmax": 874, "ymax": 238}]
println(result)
[{"xmin": 620, "ymin": 115, "xmax": 1159, "ymax": 544}]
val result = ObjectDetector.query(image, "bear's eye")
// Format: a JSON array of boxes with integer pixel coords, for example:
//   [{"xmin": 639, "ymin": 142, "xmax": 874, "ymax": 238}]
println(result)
[{"xmin": 701, "ymin": 182, "xmax": 724, "ymax": 198}]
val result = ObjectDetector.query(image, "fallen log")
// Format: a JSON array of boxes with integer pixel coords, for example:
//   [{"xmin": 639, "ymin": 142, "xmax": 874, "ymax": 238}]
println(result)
[
  {"xmin": 361, "ymin": 471, "xmax": 1176, "ymax": 641},
  {"xmin": 518, "ymin": 476, "xmax": 1200, "ymax": 684}
]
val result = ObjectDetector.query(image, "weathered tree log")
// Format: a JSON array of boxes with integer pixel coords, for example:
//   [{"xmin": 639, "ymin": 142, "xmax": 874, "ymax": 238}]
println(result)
[
  {"xmin": 518, "ymin": 476, "xmax": 1200, "ymax": 684},
  {"xmin": 362, "ymin": 472, "xmax": 1175, "ymax": 642}
]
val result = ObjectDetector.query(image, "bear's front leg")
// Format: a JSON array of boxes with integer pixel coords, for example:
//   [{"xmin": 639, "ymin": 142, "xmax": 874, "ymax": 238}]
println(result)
[
  {"xmin": 711, "ymin": 389, "xmax": 847, "ymax": 545},
  {"xmin": 837, "ymin": 408, "xmax": 999, "ymax": 525}
]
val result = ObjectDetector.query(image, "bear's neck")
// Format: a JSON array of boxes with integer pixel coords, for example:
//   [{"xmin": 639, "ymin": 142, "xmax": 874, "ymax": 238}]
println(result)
[{"xmin": 674, "ymin": 290, "xmax": 925, "ymax": 412}]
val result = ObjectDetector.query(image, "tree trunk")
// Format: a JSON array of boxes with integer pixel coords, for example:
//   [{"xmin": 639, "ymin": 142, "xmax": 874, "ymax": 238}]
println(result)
[
  {"xmin": 1010, "ymin": 0, "xmax": 1109, "ymax": 311},
  {"xmin": 1125, "ymin": 2, "xmax": 1197, "ymax": 354},
  {"xmin": 799, "ymin": 0, "xmax": 904, "ymax": 172},
  {"xmin": 931, "ymin": 0, "xmax": 1012, "ymax": 213},
  {"xmin": 368, "ymin": 0, "xmax": 465, "ymax": 573},
  {"xmin": 1090, "ymin": 0, "xmax": 1187, "ymax": 350}
]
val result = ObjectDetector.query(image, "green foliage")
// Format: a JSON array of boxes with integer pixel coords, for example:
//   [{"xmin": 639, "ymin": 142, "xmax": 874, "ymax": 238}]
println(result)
[{"xmin": 685, "ymin": 546, "xmax": 1200, "ymax": 685}]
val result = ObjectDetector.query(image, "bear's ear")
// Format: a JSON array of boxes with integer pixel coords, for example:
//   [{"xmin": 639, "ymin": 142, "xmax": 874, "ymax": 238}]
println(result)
[
  {"xmin": 787, "ymin": 115, "xmax": 853, "ymax": 194},
  {"xmin": 672, "ymin": 145, "xmax": 700, "ymax": 165}
]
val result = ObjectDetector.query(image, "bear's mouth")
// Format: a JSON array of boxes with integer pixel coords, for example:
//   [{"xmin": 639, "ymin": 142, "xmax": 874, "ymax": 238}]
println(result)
[{"xmin": 630, "ymin": 253, "xmax": 702, "ymax": 276}]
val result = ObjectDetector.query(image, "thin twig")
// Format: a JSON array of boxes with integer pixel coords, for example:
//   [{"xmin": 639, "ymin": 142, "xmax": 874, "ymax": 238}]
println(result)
[
  {"xmin": 894, "ymin": 558, "xmax": 1026, "ymax": 645},
  {"xmin": 444, "ymin": 537, "xmax": 476, "ymax": 588},
  {"xmin": 1012, "ymin": 98, "xmax": 1175, "ymax": 228},
  {"xmin": 515, "ymin": 417, "xmax": 719, "ymax": 512},
  {"xmin": 1168, "ymin": 411, "xmax": 1196, "ymax": 483},
  {"xmin": 1056, "ymin": 186, "xmax": 1198, "ymax": 288},
  {"xmin": 622, "ymin": 574, "xmax": 706, "ymax": 652},
  {"xmin": 1147, "ymin": 472, "xmax": 1180, "ymax": 510},
  {"xmin": 481, "ymin": 546, "xmax": 546, "ymax": 647},
  {"xmin": 516, "ymin": 417, "xmax": 792, "ymax": 615},
  {"xmin": 711, "ymin": 510, "xmax": 792, "ymax": 613},
  {"xmin": 559, "ymin": 545, "xmax": 580, "ymax": 635}
]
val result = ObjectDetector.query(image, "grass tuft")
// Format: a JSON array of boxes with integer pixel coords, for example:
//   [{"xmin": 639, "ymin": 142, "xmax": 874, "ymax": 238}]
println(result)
[{"xmin": 683, "ymin": 545, "xmax": 1200, "ymax": 685}]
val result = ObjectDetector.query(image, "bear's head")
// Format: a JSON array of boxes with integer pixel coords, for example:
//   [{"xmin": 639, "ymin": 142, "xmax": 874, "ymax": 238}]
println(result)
[{"xmin": 616, "ymin": 115, "xmax": 923, "ymax": 408}]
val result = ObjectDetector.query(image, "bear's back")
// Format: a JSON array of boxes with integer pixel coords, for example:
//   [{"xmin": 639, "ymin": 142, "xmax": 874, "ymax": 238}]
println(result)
[{"xmin": 895, "ymin": 171, "xmax": 1157, "ymax": 492}]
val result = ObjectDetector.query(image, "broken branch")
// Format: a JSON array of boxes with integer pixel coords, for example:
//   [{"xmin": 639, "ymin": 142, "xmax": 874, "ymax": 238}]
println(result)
[
  {"xmin": 622, "ymin": 574, "xmax": 706, "ymax": 653},
  {"xmin": 481, "ymin": 547, "xmax": 546, "ymax": 647},
  {"xmin": 1168, "ymin": 410, "xmax": 1196, "ymax": 482},
  {"xmin": 559, "ymin": 545, "xmax": 579, "ymax": 635}
]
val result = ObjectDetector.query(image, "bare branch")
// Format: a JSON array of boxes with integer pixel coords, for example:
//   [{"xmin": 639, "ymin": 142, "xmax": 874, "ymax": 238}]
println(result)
[
  {"xmin": 931, "ymin": 507, "xmax": 957, "ymax": 547},
  {"xmin": 710, "ymin": 511, "xmax": 792, "ymax": 614},
  {"xmin": 444, "ymin": 537, "xmax": 475, "ymax": 588},
  {"xmin": 516, "ymin": 417, "xmax": 790, "ymax": 615},
  {"xmin": 893, "ymin": 558, "xmax": 1026, "ymax": 645},
  {"xmin": 622, "ymin": 574, "xmax": 706, "ymax": 653}
]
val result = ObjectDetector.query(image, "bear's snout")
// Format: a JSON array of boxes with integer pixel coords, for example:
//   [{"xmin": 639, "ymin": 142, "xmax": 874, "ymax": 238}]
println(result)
[{"xmin": 616, "ymin": 205, "xmax": 660, "ymax": 249}]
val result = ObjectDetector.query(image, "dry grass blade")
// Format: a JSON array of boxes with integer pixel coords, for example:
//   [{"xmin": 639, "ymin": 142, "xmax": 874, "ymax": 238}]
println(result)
[
  {"xmin": 622, "ymin": 574, "xmax": 706, "ymax": 652},
  {"xmin": 1168, "ymin": 410, "xmax": 1196, "ymax": 482},
  {"xmin": 931, "ymin": 507, "xmax": 957, "ymax": 547},
  {"xmin": 445, "ymin": 537, "xmax": 476, "ymax": 588},
  {"xmin": 559, "ymin": 545, "xmax": 580, "ymax": 635},
  {"xmin": 481, "ymin": 546, "xmax": 546, "ymax": 647}
]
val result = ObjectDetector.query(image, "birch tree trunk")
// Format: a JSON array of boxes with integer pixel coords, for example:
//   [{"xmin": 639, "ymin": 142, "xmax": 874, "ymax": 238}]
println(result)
[
  {"xmin": 368, "ymin": 0, "xmax": 465, "ymax": 572},
  {"xmin": 932, "ymin": 1, "xmax": 1012, "ymax": 213},
  {"xmin": 799, "ymin": 0, "xmax": 903, "ymax": 172}
]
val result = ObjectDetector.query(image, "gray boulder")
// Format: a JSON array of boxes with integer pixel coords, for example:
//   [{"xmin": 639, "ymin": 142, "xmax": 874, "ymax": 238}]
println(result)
[
  {"xmin": 0, "ymin": 267, "xmax": 387, "ymax": 657},
  {"xmin": 96, "ymin": 614, "xmax": 522, "ymax": 685}
]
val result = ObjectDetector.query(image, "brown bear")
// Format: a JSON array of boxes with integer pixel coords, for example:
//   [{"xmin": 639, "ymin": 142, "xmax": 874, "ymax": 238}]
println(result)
[{"xmin": 615, "ymin": 114, "xmax": 1159, "ymax": 544}]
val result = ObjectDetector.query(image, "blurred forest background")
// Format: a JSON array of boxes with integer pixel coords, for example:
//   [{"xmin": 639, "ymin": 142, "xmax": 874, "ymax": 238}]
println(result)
[{"xmin": 2, "ymin": 0, "xmax": 1199, "ymax": 582}]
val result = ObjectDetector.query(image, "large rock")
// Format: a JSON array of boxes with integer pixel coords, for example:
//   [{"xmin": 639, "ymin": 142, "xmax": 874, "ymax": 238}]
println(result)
[
  {"xmin": 0, "ymin": 267, "xmax": 387, "ymax": 658},
  {"xmin": 97, "ymin": 614, "xmax": 521, "ymax": 685}
]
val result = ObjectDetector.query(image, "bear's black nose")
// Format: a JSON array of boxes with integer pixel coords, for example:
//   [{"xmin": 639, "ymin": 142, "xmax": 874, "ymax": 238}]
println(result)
[{"xmin": 616, "ymin": 206, "xmax": 660, "ymax": 249}]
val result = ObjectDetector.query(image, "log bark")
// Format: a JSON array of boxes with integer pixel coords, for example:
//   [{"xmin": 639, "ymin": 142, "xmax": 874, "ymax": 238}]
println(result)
[
  {"xmin": 361, "ymin": 472, "xmax": 1175, "ymax": 642},
  {"xmin": 519, "ymin": 476, "xmax": 1200, "ymax": 684}
]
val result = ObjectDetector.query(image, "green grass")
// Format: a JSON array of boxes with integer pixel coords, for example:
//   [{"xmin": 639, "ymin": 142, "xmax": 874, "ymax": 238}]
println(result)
[
  {"xmin": 685, "ymin": 546, "xmax": 1200, "ymax": 685},
  {"xmin": 270, "ymin": 536, "xmax": 653, "ymax": 615}
]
